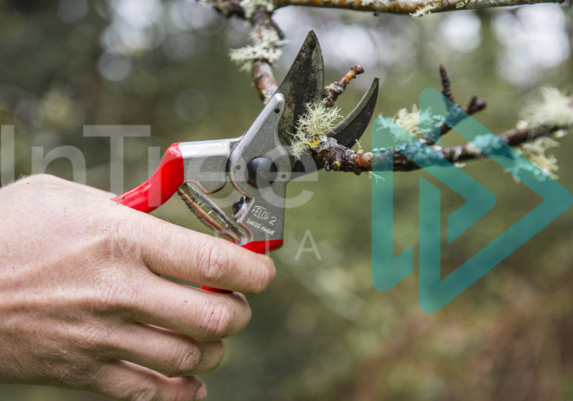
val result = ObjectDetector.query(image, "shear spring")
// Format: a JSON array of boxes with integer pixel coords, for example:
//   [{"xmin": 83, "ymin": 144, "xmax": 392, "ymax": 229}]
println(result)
[{"xmin": 177, "ymin": 183, "xmax": 245, "ymax": 244}]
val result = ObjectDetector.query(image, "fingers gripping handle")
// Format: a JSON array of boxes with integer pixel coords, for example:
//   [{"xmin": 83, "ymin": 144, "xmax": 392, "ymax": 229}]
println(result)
[
  {"xmin": 200, "ymin": 240, "xmax": 283, "ymax": 294},
  {"xmin": 112, "ymin": 142, "xmax": 283, "ymax": 294}
]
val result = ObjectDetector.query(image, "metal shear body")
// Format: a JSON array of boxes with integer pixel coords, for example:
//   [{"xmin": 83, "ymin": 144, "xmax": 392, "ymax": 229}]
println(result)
[{"xmin": 113, "ymin": 31, "xmax": 379, "ymax": 291}]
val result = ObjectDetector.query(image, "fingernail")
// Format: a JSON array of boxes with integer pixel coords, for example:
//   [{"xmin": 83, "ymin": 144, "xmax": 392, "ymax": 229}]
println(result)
[{"xmin": 195, "ymin": 385, "xmax": 207, "ymax": 400}]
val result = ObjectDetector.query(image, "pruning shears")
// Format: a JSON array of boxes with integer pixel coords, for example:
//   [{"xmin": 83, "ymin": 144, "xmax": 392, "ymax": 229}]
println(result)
[{"xmin": 113, "ymin": 31, "xmax": 379, "ymax": 293}]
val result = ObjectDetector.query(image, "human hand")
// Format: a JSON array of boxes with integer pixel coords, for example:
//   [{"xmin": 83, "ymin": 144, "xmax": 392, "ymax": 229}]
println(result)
[{"xmin": 0, "ymin": 175, "xmax": 276, "ymax": 400}]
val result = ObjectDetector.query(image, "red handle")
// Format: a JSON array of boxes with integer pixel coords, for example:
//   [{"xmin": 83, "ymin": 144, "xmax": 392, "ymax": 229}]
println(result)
[
  {"xmin": 113, "ymin": 143, "xmax": 284, "ymax": 295},
  {"xmin": 112, "ymin": 143, "xmax": 185, "ymax": 213}
]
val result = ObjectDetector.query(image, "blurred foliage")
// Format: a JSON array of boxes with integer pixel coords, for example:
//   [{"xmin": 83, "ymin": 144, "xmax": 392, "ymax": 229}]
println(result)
[{"xmin": 1, "ymin": 1, "xmax": 573, "ymax": 400}]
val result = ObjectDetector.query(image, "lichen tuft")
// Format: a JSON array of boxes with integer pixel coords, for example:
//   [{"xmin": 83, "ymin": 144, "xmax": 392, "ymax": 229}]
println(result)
[
  {"xmin": 521, "ymin": 87, "xmax": 573, "ymax": 128},
  {"xmin": 513, "ymin": 87, "xmax": 573, "ymax": 180},
  {"xmin": 290, "ymin": 103, "xmax": 342, "ymax": 159},
  {"xmin": 377, "ymin": 104, "xmax": 439, "ymax": 144},
  {"xmin": 229, "ymin": 27, "xmax": 288, "ymax": 72},
  {"xmin": 239, "ymin": 0, "xmax": 274, "ymax": 18},
  {"xmin": 410, "ymin": 3, "xmax": 440, "ymax": 18},
  {"xmin": 515, "ymin": 137, "xmax": 561, "ymax": 180}
]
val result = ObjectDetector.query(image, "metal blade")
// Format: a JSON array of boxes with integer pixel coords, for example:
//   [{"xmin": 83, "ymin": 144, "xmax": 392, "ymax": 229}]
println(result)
[
  {"xmin": 329, "ymin": 77, "xmax": 379, "ymax": 148},
  {"xmin": 275, "ymin": 31, "xmax": 324, "ymax": 147},
  {"xmin": 291, "ymin": 78, "xmax": 379, "ymax": 177}
]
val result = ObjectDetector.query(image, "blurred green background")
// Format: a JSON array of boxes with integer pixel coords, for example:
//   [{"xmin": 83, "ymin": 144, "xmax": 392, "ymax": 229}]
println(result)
[{"xmin": 1, "ymin": 1, "xmax": 573, "ymax": 400}]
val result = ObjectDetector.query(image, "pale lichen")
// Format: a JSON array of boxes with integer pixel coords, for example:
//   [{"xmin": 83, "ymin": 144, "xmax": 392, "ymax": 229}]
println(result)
[
  {"xmin": 515, "ymin": 137, "xmax": 561, "ymax": 180},
  {"xmin": 521, "ymin": 87, "xmax": 573, "ymax": 128},
  {"xmin": 229, "ymin": 27, "xmax": 288, "ymax": 72},
  {"xmin": 290, "ymin": 103, "xmax": 342, "ymax": 160},
  {"xmin": 410, "ymin": 3, "xmax": 440, "ymax": 18},
  {"xmin": 378, "ymin": 104, "xmax": 439, "ymax": 144},
  {"xmin": 239, "ymin": 0, "xmax": 274, "ymax": 18},
  {"xmin": 513, "ymin": 87, "xmax": 573, "ymax": 180}
]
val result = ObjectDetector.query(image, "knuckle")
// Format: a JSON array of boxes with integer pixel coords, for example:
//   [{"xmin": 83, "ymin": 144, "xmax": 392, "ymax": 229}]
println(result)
[
  {"xmin": 48, "ymin": 355, "xmax": 100, "ymax": 389},
  {"xmin": 200, "ymin": 299, "xmax": 234, "ymax": 339},
  {"xmin": 129, "ymin": 385, "xmax": 158, "ymax": 401},
  {"xmin": 99, "ymin": 216, "xmax": 142, "ymax": 261},
  {"xmin": 252, "ymin": 256, "xmax": 276, "ymax": 293},
  {"xmin": 11, "ymin": 174, "xmax": 48, "ymax": 189},
  {"xmin": 91, "ymin": 216, "xmax": 121, "ymax": 256},
  {"xmin": 10, "ymin": 174, "xmax": 63, "ymax": 194},
  {"xmin": 170, "ymin": 345, "xmax": 203, "ymax": 376},
  {"xmin": 90, "ymin": 273, "xmax": 138, "ymax": 313},
  {"xmin": 32, "ymin": 174, "xmax": 68, "ymax": 190},
  {"xmin": 197, "ymin": 241, "xmax": 231, "ymax": 284},
  {"xmin": 72, "ymin": 323, "xmax": 112, "ymax": 354},
  {"xmin": 93, "ymin": 280, "xmax": 127, "ymax": 312},
  {"xmin": 30, "ymin": 173, "xmax": 55, "ymax": 182}
]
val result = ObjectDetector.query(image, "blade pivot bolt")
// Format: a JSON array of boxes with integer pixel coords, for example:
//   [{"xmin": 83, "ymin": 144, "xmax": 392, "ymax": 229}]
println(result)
[{"xmin": 247, "ymin": 157, "xmax": 278, "ymax": 188}]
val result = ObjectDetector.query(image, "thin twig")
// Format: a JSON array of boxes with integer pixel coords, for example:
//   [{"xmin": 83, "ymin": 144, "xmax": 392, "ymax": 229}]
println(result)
[
  {"xmin": 323, "ymin": 65, "xmax": 364, "ymax": 107},
  {"xmin": 252, "ymin": 60, "xmax": 279, "ymax": 102},
  {"xmin": 421, "ymin": 66, "xmax": 486, "ymax": 146},
  {"xmin": 440, "ymin": 65, "xmax": 454, "ymax": 103}
]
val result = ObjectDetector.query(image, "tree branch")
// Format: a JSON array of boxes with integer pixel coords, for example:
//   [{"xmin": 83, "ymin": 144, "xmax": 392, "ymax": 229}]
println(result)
[
  {"xmin": 205, "ymin": 1, "xmax": 572, "ymax": 178},
  {"xmin": 206, "ymin": 0, "xmax": 564, "ymax": 101},
  {"xmin": 272, "ymin": 0, "xmax": 566, "ymax": 16},
  {"xmin": 316, "ymin": 125, "xmax": 568, "ymax": 174},
  {"xmin": 315, "ymin": 65, "xmax": 571, "ymax": 175},
  {"xmin": 249, "ymin": 10, "xmax": 282, "ymax": 102}
]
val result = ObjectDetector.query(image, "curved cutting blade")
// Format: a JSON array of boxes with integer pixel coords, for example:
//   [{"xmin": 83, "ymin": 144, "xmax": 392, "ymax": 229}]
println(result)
[
  {"xmin": 329, "ymin": 77, "xmax": 379, "ymax": 148},
  {"xmin": 275, "ymin": 31, "xmax": 324, "ymax": 147},
  {"xmin": 291, "ymin": 77, "xmax": 379, "ymax": 177}
]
